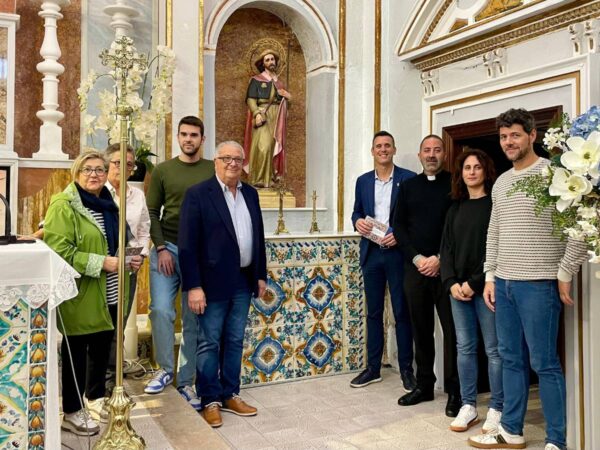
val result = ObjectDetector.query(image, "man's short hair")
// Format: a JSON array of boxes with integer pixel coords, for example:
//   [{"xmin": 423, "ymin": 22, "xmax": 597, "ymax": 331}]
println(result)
[
  {"xmin": 178, "ymin": 116, "xmax": 205, "ymax": 136},
  {"xmin": 215, "ymin": 140, "xmax": 245, "ymax": 159},
  {"xmin": 105, "ymin": 143, "xmax": 135, "ymax": 160},
  {"xmin": 496, "ymin": 108, "xmax": 536, "ymax": 134},
  {"xmin": 419, "ymin": 134, "xmax": 444, "ymax": 151},
  {"xmin": 372, "ymin": 130, "xmax": 395, "ymax": 147}
]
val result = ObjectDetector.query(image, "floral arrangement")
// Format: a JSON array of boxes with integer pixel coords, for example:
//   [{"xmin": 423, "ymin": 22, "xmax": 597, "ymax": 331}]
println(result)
[
  {"xmin": 77, "ymin": 36, "xmax": 176, "ymax": 174},
  {"xmin": 511, "ymin": 106, "xmax": 600, "ymax": 264}
]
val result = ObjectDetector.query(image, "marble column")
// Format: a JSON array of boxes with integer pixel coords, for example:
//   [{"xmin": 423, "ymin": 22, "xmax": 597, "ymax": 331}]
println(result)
[{"xmin": 33, "ymin": 0, "xmax": 70, "ymax": 161}]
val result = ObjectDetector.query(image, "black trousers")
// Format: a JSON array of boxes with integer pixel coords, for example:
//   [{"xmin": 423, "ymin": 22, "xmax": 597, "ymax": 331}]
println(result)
[
  {"xmin": 61, "ymin": 304, "xmax": 116, "ymax": 414},
  {"xmin": 403, "ymin": 262, "xmax": 459, "ymax": 395}
]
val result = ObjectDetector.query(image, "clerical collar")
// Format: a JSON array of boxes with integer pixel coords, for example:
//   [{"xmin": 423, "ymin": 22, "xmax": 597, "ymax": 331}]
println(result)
[{"xmin": 427, "ymin": 175, "xmax": 436, "ymax": 181}]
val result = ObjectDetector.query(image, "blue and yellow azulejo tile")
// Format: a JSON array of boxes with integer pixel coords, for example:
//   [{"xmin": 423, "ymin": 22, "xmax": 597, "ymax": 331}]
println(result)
[
  {"xmin": 295, "ymin": 320, "xmax": 343, "ymax": 378},
  {"xmin": 247, "ymin": 267, "xmax": 294, "ymax": 329},
  {"xmin": 242, "ymin": 325, "xmax": 294, "ymax": 385},
  {"xmin": 319, "ymin": 240, "xmax": 342, "ymax": 264},
  {"xmin": 30, "ymin": 306, "xmax": 47, "ymax": 330},
  {"xmin": 294, "ymin": 241, "xmax": 320, "ymax": 265},
  {"xmin": 0, "ymin": 432, "xmax": 27, "ymax": 449},
  {"xmin": 344, "ymin": 345, "xmax": 366, "ymax": 372},
  {"xmin": 266, "ymin": 241, "xmax": 295, "ymax": 267},
  {"xmin": 343, "ymin": 264, "xmax": 364, "ymax": 292},
  {"xmin": 0, "ymin": 380, "xmax": 28, "ymax": 438},
  {"xmin": 0, "ymin": 300, "xmax": 28, "ymax": 331},
  {"xmin": 342, "ymin": 238, "xmax": 361, "ymax": 266},
  {"xmin": 295, "ymin": 266, "xmax": 342, "ymax": 321},
  {"xmin": 343, "ymin": 291, "xmax": 365, "ymax": 320}
]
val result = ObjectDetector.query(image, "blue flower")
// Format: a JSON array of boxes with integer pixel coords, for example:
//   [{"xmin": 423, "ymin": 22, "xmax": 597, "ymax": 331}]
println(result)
[{"xmin": 570, "ymin": 106, "xmax": 600, "ymax": 139}]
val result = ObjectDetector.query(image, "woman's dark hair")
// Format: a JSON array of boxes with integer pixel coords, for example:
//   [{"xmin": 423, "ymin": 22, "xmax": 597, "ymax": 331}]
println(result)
[{"xmin": 451, "ymin": 149, "xmax": 496, "ymax": 200}]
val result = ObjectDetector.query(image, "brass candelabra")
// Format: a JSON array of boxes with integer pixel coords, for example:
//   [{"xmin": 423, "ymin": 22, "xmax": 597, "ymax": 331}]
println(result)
[
  {"xmin": 94, "ymin": 35, "xmax": 147, "ymax": 450},
  {"xmin": 274, "ymin": 185, "xmax": 289, "ymax": 235},
  {"xmin": 309, "ymin": 190, "xmax": 320, "ymax": 233}
]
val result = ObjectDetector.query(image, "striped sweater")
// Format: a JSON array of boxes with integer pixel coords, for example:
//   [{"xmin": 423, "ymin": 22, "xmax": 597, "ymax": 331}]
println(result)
[{"xmin": 484, "ymin": 158, "xmax": 587, "ymax": 282}]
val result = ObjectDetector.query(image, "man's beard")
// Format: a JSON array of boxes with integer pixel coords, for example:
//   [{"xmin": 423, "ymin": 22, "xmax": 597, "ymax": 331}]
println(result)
[{"xmin": 181, "ymin": 144, "xmax": 200, "ymax": 156}]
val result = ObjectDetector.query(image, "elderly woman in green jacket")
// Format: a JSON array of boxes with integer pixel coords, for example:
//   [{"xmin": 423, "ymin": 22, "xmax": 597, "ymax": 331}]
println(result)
[{"xmin": 44, "ymin": 150, "xmax": 142, "ymax": 436}]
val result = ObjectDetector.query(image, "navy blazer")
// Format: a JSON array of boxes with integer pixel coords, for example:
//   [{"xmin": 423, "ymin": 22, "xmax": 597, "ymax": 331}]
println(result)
[
  {"xmin": 351, "ymin": 165, "xmax": 416, "ymax": 266},
  {"xmin": 178, "ymin": 176, "xmax": 267, "ymax": 301}
]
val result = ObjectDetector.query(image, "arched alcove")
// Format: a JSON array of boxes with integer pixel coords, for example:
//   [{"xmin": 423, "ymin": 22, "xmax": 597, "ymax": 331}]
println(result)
[{"xmin": 203, "ymin": 0, "xmax": 339, "ymax": 230}]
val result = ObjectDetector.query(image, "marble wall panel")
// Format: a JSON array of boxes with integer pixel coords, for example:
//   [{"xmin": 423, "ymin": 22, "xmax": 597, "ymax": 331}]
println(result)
[{"xmin": 0, "ymin": 1, "xmax": 15, "ymax": 14}]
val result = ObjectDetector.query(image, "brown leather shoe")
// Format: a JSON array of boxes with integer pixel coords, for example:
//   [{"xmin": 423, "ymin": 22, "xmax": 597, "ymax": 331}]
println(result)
[
  {"xmin": 221, "ymin": 395, "xmax": 257, "ymax": 416},
  {"xmin": 201, "ymin": 403, "xmax": 223, "ymax": 428}
]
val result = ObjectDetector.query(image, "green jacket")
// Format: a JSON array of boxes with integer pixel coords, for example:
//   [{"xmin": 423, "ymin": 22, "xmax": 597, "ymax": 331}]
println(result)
[{"xmin": 44, "ymin": 182, "xmax": 129, "ymax": 336}]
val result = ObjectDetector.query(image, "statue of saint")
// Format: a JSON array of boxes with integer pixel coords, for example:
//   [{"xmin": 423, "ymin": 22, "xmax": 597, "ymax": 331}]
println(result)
[{"xmin": 243, "ymin": 49, "xmax": 292, "ymax": 188}]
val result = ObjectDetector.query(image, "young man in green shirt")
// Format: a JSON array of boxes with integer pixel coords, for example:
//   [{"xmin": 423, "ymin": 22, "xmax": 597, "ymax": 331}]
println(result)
[{"xmin": 144, "ymin": 116, "xmax": 214, "ymax": 410}]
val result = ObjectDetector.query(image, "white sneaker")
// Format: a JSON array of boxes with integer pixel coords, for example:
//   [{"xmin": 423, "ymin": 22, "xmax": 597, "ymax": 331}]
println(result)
[
  {"xmin": 144, "ymin": 368, "xmax": 174, "ymax": 394},
  {"xmin": 468, "ymin": 424, "xmax": 526, "ymax": 449},
  {"xmin": 482, "ymin": 408, "xmax": 502, "ymax": 434},
  {"xmin": 62, "ymin": 409, "xmax": 100, "ymax": 436},
  {"xmin": 86, "ymin": 397, "xmax": 109, "ymax": 423},
  {"xmin": 178, "ymin": 385, "xmax": 202, "ymax": 411},
  {"xmin": 450, "ymin": 404, "xmax": 479, "ymax": 432},
  {"xmin": 544, "ymin": 444, "xmax": 561, "ymax": 450}
]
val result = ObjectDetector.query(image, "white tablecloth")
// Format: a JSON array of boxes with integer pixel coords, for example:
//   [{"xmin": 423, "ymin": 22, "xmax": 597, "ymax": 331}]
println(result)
[{"xmin": 0, "ymin": 240, "xmax": 80, "ymax": 449}]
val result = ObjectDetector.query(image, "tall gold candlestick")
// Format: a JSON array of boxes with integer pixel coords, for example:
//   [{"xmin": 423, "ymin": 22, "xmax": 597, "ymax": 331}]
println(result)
[
  {"xmin": 274, "ymin": 185, "xmax": 289, "ymax": 235},
  {"xmin": 309, "ymin": 190, "xmax": 320, "ymax": 233}
]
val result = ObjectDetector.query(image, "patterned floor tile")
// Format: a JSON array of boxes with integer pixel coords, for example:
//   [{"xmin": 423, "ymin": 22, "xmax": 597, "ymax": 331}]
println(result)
[
  {"xmin": 247, "ymin": 267, "xmax": 295, "ymax": 329},
  {"xmin": 0, "ymin": 300, "xmax": 28, "ymax": 330},
  {"xmin": 242, "ymin": 325, "xmax": 294, "ymax": 385}
]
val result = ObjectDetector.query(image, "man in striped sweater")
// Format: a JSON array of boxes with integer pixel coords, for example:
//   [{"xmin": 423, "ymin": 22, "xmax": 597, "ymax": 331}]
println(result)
[{"xmin": 468, "ymin": 108, "xmax": 587, "ymax": 450}]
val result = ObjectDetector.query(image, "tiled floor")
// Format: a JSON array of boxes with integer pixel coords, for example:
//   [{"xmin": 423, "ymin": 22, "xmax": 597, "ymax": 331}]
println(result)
[
  {"xmin": 214, "ymin": 368, "xmax": 548, "ymax": 450},
  {"xmin": 61, "ymin": 368, "xmax": 548, "ymax": 450}
]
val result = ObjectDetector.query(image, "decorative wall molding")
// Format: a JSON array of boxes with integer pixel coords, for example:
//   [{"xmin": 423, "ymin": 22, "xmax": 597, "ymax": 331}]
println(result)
[
  {"xmin": 420, "ymin": 69, "xmax": 439, "ymax": 96},
  {"xmin": 483, "ymin": 47, "xmax": 506, "ymax": 78},
  {"xmin": 411, "ymin": 1, "xmax": 600, "ymax": 72}
]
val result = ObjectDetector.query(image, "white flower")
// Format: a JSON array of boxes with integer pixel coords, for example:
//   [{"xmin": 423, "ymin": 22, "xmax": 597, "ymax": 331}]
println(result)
[
  {"xmin": 83, "ymin": 114, "xmax": 96, "ymax": 136},
  {"xmin": 548, "ymin": 167, "xmax": 593, "ymax": 212},
  {"xmin": 588, "ymin": 250, "xmax": 600, "ymax": 264},
  {"xmin": 577, "ymin": 220, "xmax": 598, "ymax": 236},
  {"xmin": 562, "ymin": 131, "xmax": 600, "ymax": 177},
  {"xmin": 565, "ymin": 227, "xmax": 585, "ymax": 240},
  {"xmin": 541, "ymin": 165, "xmax": 550, "ymax": 178},
  {"xmin": 577, "ymin": 206, "xmax": 597, "ymax": 219},
  {"xmin": 543, "ymin": 127, "xmax": 567, "ymax": 151}
]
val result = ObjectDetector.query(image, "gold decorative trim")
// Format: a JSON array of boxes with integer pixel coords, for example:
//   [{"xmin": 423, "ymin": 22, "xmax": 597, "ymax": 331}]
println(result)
[
  {"xmin": 413, "ymin": 1, "xmax": 600, "ymax": 71},
  {"xmin": 420, "ymin": 0, "xmax": 453, "ymax": 45},
  {"xmin": 475, "ymin": 0, "xmax": 523, "ymax": 22},
  {"xmin": 398, "ymin": 0, "xmax": 428, "ymax": 53},
  {"xmin": 428, "ymin": 71, "xmax": 585, "ymax": 449},
  {"xmin": 374, "ymin": 0, "xmax": 381, "ymax": 132},
  {"xmin": 337, "ymin": 0, "xmax": 346, "ymax": 231},
  {"xmin": 165, "ymin": 0, "xmax": 173, "ymax": 161}
]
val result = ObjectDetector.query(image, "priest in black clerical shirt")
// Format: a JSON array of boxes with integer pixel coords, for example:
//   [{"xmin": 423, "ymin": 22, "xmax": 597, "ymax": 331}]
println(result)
[{"xmin": 392, "ymin": 134, "xmax": 461, "ymax": 418}]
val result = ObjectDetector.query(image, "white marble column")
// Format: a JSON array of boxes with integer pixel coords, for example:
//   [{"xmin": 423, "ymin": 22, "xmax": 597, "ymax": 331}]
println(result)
[
  {"xmin": 103, "ymin": 0, "xmax": 139, "ymax": 38},
  {"xmin": 33, "ymin": 0, "xmax": 70, "ymax": 160}
]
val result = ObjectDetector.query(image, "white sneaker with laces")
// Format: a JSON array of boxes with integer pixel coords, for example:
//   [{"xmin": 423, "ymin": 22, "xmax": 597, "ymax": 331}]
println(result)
[
  {"xmin": 450, "ymin": 404, "xmax": 479, "ymax": 432},
  {"xmin": 62, "ymin": 409, "xmax": 100, "ymax": 436},
  {"xmin": 86, "ymin": 397, "xmax": 109, "ymax": 423},
  {"xmin": 544, "ymin": 444, "xmax": 561, "ymax": 450},
  {"xmin": 468, "ymin": 424, "xmax": 526, "ymax": 449},
  {"xmin": 178, "ymin": 385, "xmax": 202, "ymax": 411},
  {"xmin": 144, "ymin": 368, "xmax": 174, "ymax": 394},
  {"xmin": 482, "ymin": 408, "xmax": 502, "ymax": 434}
]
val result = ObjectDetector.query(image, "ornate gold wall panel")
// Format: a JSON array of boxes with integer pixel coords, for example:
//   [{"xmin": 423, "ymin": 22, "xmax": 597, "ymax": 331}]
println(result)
[{"xmin": 476, "ymin": 0, "xmax": 523, "ymax": 21}]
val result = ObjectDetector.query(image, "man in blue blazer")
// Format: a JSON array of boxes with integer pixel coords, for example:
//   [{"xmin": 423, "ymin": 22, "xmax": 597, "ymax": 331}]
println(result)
[
  {"xmin": 350, "ymin": 130, "xmax": 417, "ymax": 391},
  {"xmin": 178, "ymin": 141, "xmax": 267, "ymax": 428}
]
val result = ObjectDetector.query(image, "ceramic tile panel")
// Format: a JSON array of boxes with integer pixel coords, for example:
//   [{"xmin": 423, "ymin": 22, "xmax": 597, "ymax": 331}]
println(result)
[
  {"xmin": 295, "ymin": 265, "xmax": 343, "ymax": 324},
  {"xmin": 0, "ymin": 328, "xmax": 28, "ymax": 384},
  {"xmin": 343, "ymin": 291, "xmax": 365, "ymax": 320},
  {"xmin": 294, "ymin": 319, "xmax": 343, "ymax": 379},
  {"xmin": 28, "ymin": 431, "xmax": 44, "ymax": 450},
  {"xmin": 343, "ymin": 264, "xmax": 364, "ymax": 292},
  {"xmin": 0, "ymin": 433, "xmax": 27, "ymax": 449},
  {"xmin": 0, "ymin": 380, "xmax": 28, "ymax": 438},
  {"xmin": 318, "ymin": 239, "xmax": 342, "ymax": 264},
  {"xmin": 344, "ymin": 345, "xmax": 366, "ymax": 372},
  {"xmin": 29, "ymin": 306, "xmax": 47, "ymax": 330},
  {"xmin": 28, "ymin": 329, "xmax": 47, "ymax": 366},
  {"xmin": 0, "ymin": 300, "xmax": 28, "ymax": 331},
  {"xmin": 344, "ymin": 319, "xmax": 365, "ymax": 348},
  {"xmin": 266, "ymin": 240, "xmax": 295, "ymax": 267},
  {"xmin": 294, "ymin": 240, "xmax": 320, "ymax": 266},
  {"xmin": 242, "ymin": 324, "xmax": 294, "ymax": 385},
  {"xmin": 342, "ymin": 238, "xmax": 361, "ymax": 266},
  {"xmin": 247, "ymin": 267, "xmax": 295, "ymax": 329},
  {"xmin": 27, "ymin": 400, "xmax": 44, "ymax": 436}
]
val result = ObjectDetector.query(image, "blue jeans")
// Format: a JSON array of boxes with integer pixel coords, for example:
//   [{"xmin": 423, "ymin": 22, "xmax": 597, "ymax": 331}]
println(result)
[
  {"xmin": 195, "ymin": 284, "xmax": 251, "ymax": 407},
  {"xmin": 362, "ymin": 245, "xmax": 413, "ymax": 373},
  {"xmin": 149, "ymin": 242, "xmax": 197, "ymax": 387},
  {"xmin": 495, "ymin": 278, "xmax": 566, "ymax": 449},
  {"xmin": 450, "ymin": 294, "xmax": 503, "ymax": 410}
]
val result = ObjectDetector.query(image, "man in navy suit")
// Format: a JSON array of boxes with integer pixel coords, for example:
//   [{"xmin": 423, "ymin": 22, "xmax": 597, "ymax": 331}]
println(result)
[
  {"xmin": 350, "ymin": 131, "xmax": 417, "ymax": 391},
  {"xmin": 178, "ymin": 141, "xmax": 267, "ymax": 428}
]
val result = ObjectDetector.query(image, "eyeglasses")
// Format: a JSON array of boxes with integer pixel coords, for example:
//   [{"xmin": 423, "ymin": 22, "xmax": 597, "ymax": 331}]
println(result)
[
  {"xmin": 110, "ymin": 160, "xmax": 136, "ymax": 170},
  {"xmin": 216, "ymin": 156, "xmax": 244, "ymax": 165},
  {"xmin": 80, "ymin": 167, "xmax": 107, "ymax": 176}
]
